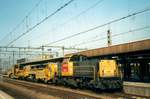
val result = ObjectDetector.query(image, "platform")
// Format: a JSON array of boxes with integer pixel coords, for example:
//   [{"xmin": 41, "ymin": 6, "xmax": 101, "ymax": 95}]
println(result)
[
  {"xmin": 0, "ymin": 90, "xmax": 14, "ymax": 99},
  {"xmin": 123, "ymin": 81, "xmax": 150, "ymax": 97}
]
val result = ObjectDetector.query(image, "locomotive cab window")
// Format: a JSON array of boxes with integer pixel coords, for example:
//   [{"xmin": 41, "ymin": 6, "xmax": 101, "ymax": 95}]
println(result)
[
  {"xmin": 70, "ymin": 55, "xmax": 87, "ymax": 62},
  {"xmin": 80, "ymin": 55, "xmax": 87, "ymax": 61},
  {"xmin": 70, "ymin": 55, "xmax": 80, "ymax": 62}
]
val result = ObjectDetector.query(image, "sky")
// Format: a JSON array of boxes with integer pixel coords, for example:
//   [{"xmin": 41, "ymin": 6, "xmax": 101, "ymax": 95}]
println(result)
[
  {"xmin": 0, "ymin": 0, "xmax": 150, "ymax": 70},
  {"xmin": 0, "ymin": 0, "xmax": 150, "ymax": 53}
]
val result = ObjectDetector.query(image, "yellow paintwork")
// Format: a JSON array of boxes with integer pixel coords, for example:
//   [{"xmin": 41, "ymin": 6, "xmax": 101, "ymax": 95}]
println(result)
[
  {"xmin": 61, "ymin": 54, "xmax": 74, "ymax": 77},
  {"xmin": 61, "ymin": 62, "xmax": 73, "ymax": 76},
  {"xmin": 13, "ymin": 64, "xmax": 19, "ymax": 76},
  {"xmin": 34, "ymin": 63, "xmax": 58, "ymax": 80},
  {"xmin": 17, "ymin": 70, "xmax": 24, "ymax": 77},
  {"xmin": 23, "ymin": 65, "xmax": 31, "ymax": 77},
  {"xmin": 9, "ymin": 62, "xmax": 58, "ymax": 80},
  {"xmin": 50, "ymin": 63, "xmax": 58, "ymax": 78},
  {"xmin": 36, "ymin": 69, "xmax": 47, "ymax": 79},
  {"xmin": 8, "ymin": 64, "xmax": 24, "ymax": 78},
  {"xmin": 99, "ymin": 60, "xmax": 119, "ymax": 77}
]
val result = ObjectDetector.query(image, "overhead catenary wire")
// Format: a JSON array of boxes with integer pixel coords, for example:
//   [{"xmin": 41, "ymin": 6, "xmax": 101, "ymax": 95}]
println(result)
[
  {"xmin": 45, "ymin": 7, "xmax": 150, "ymax": 46},
  {"xmin": 0, "ymin": 0, "xmax": 43, "ymax": 43},
  {"xmin": 52, "ymin": 0, "xmax": 105, "ymax": 31},
  {"xmin": 30, "ymin": 0, "xmax": 105, "ymax": 42},
  {"xmin": 71, "ymin": 25, "xmax": 150, "ymax": 47},
  {"xmin": 6, "ymin": 0, "xmax": 74, "ymax": 47}
]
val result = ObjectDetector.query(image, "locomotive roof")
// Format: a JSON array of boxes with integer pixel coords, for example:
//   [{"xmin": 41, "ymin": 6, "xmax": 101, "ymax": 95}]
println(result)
[
  {"xmin": 64, "ymin": 54, "xmax": 87, "ymax": 58},
  {"xmin": 20, "ymin": 57, "xmax": 64, "ymax": 66}
]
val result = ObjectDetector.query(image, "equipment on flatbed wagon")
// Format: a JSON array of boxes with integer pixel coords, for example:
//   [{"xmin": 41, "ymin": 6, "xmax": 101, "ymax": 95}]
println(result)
[
  {"xmin": 8, "ymin": 64, "xmax": 24, "ymax": 79},
  {"xmin": 8, "ymin": 54, "xmax": 122, "ymax": 91}
]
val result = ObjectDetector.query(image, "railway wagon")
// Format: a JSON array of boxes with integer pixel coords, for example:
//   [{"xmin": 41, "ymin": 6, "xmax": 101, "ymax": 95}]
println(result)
[
  {"xmin": 21, "ymin": 63, "xmax": 58, "ymax": 82},
  {"xmin": 8, "ymin": 62, "xmax": 58, "ymax": 82}
]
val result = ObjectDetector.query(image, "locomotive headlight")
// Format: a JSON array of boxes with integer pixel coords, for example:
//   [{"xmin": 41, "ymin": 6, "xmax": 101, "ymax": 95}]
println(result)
[{"xmin": 70, "ymin": 68, "xmax": 73, "ymax": 72}]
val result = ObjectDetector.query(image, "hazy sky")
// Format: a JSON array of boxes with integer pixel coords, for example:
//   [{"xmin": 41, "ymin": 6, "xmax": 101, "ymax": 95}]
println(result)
[{"xmin": 0, "ymin": 0, "xmax": 150, "ymax": 49}]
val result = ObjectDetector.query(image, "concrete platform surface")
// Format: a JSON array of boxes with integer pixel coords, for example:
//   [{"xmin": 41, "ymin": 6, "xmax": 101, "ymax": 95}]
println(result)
[
  {"xmin": 123, "ymin": 81, "xmax": 150, "ymax": 97},
  {"xmin": 0, "ymin": 90, "xmax": 14, "ymax": 99}
]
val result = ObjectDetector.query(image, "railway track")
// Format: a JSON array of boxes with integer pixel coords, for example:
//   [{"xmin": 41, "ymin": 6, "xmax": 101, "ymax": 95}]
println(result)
[{"xmin": 0, "ymin": 76, "xmax": 148, "ymax": 99}]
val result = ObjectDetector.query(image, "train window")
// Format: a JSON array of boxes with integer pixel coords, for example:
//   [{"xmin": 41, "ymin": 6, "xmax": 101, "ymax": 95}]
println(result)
[
  {"xmin": 31, "ymin": 66, "xmax": 36, "ymax": 69},
  {"xmin": 63, "ymin": 55, "xmax": 87, "ymax": 62},
  {"xmin": 37, "ymin": 64, "xmax": 46, "ymax": 69},
  {"xmin": 19, "ymin": 65, "xmax": 24, "ymax": 70},
  {"xmin": 80, "ymin": 56, "xmax": 87, "ymax": 61},
  {"xmin": 70, "ymin": 55, "xmax": 80, "ymax": 62},
  {"xmin": 69, "ymin": 55, "xmax": 87, "ymax": 62},
  {"xmin": 40, "ymin": 65, "xmax": 46, "ymax": 68},
  {"xmin": 36, "ymin": 66, "xmax": 39, "ymax": 68},
  {"xmin": 38, "ymin": 65, "xmax": 42, "ymax": 68}
]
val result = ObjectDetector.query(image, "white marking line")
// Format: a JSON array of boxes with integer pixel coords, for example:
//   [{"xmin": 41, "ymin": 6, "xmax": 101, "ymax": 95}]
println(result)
[
  {"xmin": 0, "ymin": 90, "xmax": 14, "ymax": 99},
  {"xmin": 117, "ymin": 98, "xmax": 124, "ymax": 99}
]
